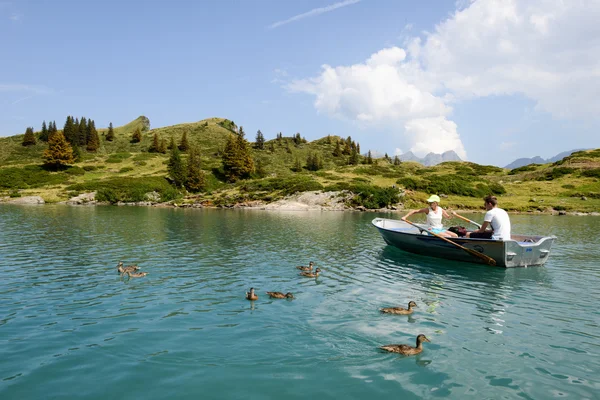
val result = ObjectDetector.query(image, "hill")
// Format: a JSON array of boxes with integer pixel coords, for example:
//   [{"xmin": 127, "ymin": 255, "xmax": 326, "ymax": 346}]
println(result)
[{"xmin": 1, "ymin": 116, "xmax": 599, "ymax": 214}]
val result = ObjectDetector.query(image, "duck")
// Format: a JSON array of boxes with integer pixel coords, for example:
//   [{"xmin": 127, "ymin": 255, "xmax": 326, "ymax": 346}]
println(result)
[
  {"xmin": 246, "ymin": 287, "xmax": 258, "ymax": 301},
  {"xmin": 116, "ymin": 261, "xmax": 140, "ymax": 274},
  {"xmin": 300, "ymin": 268, "xmax": 321, "ymax": 278},
  {"xmin": 380, "ymin": 301, "xmax": 417, "ymax": 315},
  {"xmin": 266, "ymin": 291, "xmax": 294, "ymax": 299},
  {"xmin": 380, "ymin": 334, "xmax": 431, "ymax": 356},
  {"xmin": 125, "ymin": 271, "xmax": 148, "ymax": 278},
  {"xmin": 296, "ymin": 261, "xmax": 314, "ymax": 271}
]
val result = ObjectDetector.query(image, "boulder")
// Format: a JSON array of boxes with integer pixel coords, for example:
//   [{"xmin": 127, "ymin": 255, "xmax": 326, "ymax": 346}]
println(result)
[{"xmin": 8, "ymin": 196, "xmax": 45, "ymax": 204}]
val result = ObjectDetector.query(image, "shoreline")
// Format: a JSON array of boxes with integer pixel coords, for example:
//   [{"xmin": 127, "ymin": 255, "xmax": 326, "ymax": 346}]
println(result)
[{"xmin": 2, "ymin": 192, "xmax": 599, "ymax": 216}]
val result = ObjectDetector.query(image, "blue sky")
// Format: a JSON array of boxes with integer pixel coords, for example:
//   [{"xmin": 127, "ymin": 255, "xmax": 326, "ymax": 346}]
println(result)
[{"xmin": 1, "ymin": 0, "xmax": 598, "ymax": 167}]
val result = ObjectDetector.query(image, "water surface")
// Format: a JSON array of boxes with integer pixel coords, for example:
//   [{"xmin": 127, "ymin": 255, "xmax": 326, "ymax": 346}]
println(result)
[{"xmin": 0, "ymin": 205, "xmax": 598, "ymax": 399}]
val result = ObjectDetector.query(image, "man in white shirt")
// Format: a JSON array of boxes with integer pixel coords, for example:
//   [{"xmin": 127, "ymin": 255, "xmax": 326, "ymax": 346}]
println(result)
[{"xmin": 467, "ymin": 195, "xmax": 511, "ymax": 240}]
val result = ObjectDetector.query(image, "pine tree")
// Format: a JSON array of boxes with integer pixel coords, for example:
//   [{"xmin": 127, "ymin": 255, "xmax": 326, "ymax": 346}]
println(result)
[
  {"xmin": 43, "ymin": 130, "xmax": 74, "ymax": 168},
  {"xmin": 349, "ymin": 149, "xmax": 359, "ymax": 165},
  {"xmin": 72, "ymin": 145, "xmax": 83, "ymax": 162},
  {"xmin": 39, "ymin": 121, "xmax": 49, "ymax": 142},
  {"xmin": 293, "ymin": 133, "xmax": 302, "ymax": 146},
  {"xmin": 333, "ymin": 141, "xmax": 342, "ymax": 157},
  {"xmin": 254, "ymin": 130, "xmax": 265, "ymax": 150},
  {"xmin": 167, "ymin": 145, "xmax": 186, "ymax": 188},
  {"xmin": 78, "ymin": 117, "xmax": 88, "ymax": 146},
  {"xmin": 178, "ymin": 131, "xmax": 189, "ymax": 152},
  {"xmin": 106, "ymin": 122, "xmax": 115, "ymax": 141},
  {"xmin": 185, "ymin": 146, "xmax": 206, "ymax": 192},
  {"xmin": 168, "ymin": 136, "xmax": 176, "ymax": 150},
  {"xmin": 291, "ymin": 157, "xmax": 303, "ymax": 172},
  {"xmin": 159, "ymin": 138, "xmax": 167, "ymax": 154},
  {"xmin": 72, "ymin": 117, "xmax": 80, "ymax": 146},
  {"xmin": 394, "ymin": 155, "xmax": 401, "ymax": 166},
  {"xmin": 254, "ymin": 158, "xmax": 267, "ymax": 178},
  {"xmin": 306, "ymin": 153, "xmax": 323, "ymax": 171},
  {"xmin": 86, "ymin": 120, "xmax": 100, "ymax": 152},
  {"xmin": 49, "ymin": 121, "xmax": 58, "ymax": 139},
  {"xmin": 268, "ymin": 142, "xmax": 275, "ymax": 152},
  {"xmin": 367, "ymin": 150, "xmax": 373, "ymax": 165},
  {"xmin": 22, "ymin": 127, "xmax": 37, "ymax": 146},
  {"xmin": 131, "ymin": 128, "xmax": 142, "ymax": 143},
  {"xmin": 149, "ymin": 133, "xmax": 160, "ymax": 152},
  {"xmin": 63, "ymin": 116, "xmax": 75, "ymax": 145},
  {"xmin": 222, "ymin": 132, "xmax": 254, "ymax": 182}
]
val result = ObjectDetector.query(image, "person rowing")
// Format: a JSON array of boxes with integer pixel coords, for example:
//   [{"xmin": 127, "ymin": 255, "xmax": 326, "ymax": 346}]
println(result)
[
  {"xmin": 401, "ymin": 195, "xmax": 458, "ymax": 238},
  {"xmin": 454, "ymin": 195, "xmax": 511, "ymax": 240}
]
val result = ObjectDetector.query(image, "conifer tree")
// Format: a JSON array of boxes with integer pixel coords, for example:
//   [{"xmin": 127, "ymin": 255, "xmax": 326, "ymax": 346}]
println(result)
[
  {"xmin": 367, "ymin": 150, "xmax": 373, "ymax": 165},
  {"xmin": 78, "ymin": 117, "xmax": 88, "ymax": 146},
  {"xmin": 72, "ymin": 145, "xmax": 83, "ymax": 162},
  {"xmin": 306, "ymin": 153, "xmax": 323, "ymax": 171},
  {"xmin": 49, "ymin": 121, "xmax": 58, "ymax": 138},
  {"xmin": 185, "ymin": 146, "xmax": 206, "ymax": 192},
  {"xmin": 168, "ymin": 136, "xmax": 176, "ymax": 150},
  {"xmin": 39, "ymin": 121, "xmax": 49, "ymax": 142},
  {"xmin": 86, "ymin": 120, "xmax": 99, "ymax": 152},
  {"xmin": 131, "ymin": 128, "xmax": 142, "ymax": 143},
  {"xmin": 222, "ymin": 132, "xmax": 254, "ymax": 182},
  {"xmin": 254, "ymin": 158, "xmax": 267, "ymax": 178},
  {"xmin": 333, "ymin": 141, "xmax": 342, "ymax": 157},
  {"xmin": 269, "ymin": 142, "xmax": 275, "ymax": 153},
  {"xmin": 159, "ymin": 138, "xmax": 167, "ymax": 154},
  {"xmin": 106, "ymin": 122, "xmax": 115, "ymax": 141},
  {"xmin": 178, "ymin": 131, "xmax": 189, "ymax": 152},
  {"xmin": 72, "ymin": 117, "xmax": 80, "ymax": 146},
  {"xmin": 356, "ymin": 143, "xmax": 360, "ymax": 154},
  {"xmin": 254, "ymin": 130, "xmax": 265, "ymax": 150},
  {"xmin": 349, "ymin": 149, "xmax": 359, "ymax": 165},
  {"xmin": 63, "ymin": 116, "xmax": 75, "ymax": 144},
  {"xmin": 43, "ymin": 130, "xmax": 74, "ymax": 168},
  {"xmin": 393, "ymin": 155, "xmax": 401, "ymax": 166},
  {"xmin": 167, "ymin": 145, "xmax": 186, "ymax": 188},
  {"xmin": 22, "ymin": 127, "xmax": 37, "ymax": 146},
  {"xmin": 149, "ymin": 133, "xmax": 160, "ymax": 152}
]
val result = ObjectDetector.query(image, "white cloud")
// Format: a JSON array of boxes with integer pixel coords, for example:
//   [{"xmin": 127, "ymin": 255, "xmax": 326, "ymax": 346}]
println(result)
[
  {"xmin": 289, "ymin": 0, "xmax": 600, "ymax": 159},
  {"xmin": 268, "ymin": 0, "xmax": 360, "ymax": 29}
]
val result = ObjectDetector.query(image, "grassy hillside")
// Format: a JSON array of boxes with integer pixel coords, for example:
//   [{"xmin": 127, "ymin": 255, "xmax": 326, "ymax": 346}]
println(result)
[{"xmin": 1, "ymin": 116, "xmax": 599, "ymax": 212}]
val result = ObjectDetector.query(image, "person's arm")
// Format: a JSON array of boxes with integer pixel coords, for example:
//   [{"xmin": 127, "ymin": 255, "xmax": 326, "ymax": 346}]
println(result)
[
  {"xmin": 471, "ymin": 221, "xmax": 490, "ymax": 234},
  {"xmin": 401, "ymin": 207, "xmax": 428, "ymax": 221},
  {"xmin": 442, "ymin": 209, "xmax": 452, "ymax": 219}
]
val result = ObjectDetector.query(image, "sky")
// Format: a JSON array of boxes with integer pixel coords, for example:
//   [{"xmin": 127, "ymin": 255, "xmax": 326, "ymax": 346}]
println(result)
[{"xmin": 1, "ymin": 0, "xmax": 599, "ymax": 167}]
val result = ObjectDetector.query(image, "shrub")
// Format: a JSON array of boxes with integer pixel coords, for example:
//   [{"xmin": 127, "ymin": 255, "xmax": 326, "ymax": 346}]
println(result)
[
  {"xmin": 83, "ymin": 165, "xmax": 98, "ymax": 171},
  {"xmin": 67, "ymin": 177, "xmax": 178, "ymax": 204},
  {"xmin": 509, "ymin": 165, "xmax": 539, "ymax": 175},
  {"xmin": 562, "ymin": 184, "xmax": 576, "ymax": 189},
  {"xmin": 106, "ymin": 153, "xmax": 132, "ymax": 163},
  {"xmin": 65, "ymin": 166, "xmax": 85, "ymax": 176},
  {"xmin": 0, "ymin": 165, "xmax": 68, "ymax": 189},
  {"xmin": 119, "ymin": 167, "xmax": 134, "ymax": 173},
  {"xmin": 582, "ymin": 168, "xmax": 600, "ymax": 178}
]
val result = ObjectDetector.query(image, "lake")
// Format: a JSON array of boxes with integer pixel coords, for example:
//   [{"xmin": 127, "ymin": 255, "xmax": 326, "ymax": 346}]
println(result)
[{"xmin": 0, "ymin": 205, "xmax": 599, "ymax": 399}]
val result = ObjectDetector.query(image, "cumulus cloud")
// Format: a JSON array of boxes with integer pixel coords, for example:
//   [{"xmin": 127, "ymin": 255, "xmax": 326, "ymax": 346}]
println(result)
[{"xmin": 289, "ymin": 0, "xmax": 600, "ymax": 159}]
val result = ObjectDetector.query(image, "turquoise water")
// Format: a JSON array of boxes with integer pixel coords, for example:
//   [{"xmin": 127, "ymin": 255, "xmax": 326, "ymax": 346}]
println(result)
[{"xmin": 0, "ymin": 205, "xmax": 599, "ymax": 399}]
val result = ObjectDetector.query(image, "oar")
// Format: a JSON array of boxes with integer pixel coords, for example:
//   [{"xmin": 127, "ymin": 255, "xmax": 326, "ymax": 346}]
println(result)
[
  {"xmin": 451, "ymin": 211, "xmax": 482, "ymax": 228},
  {"xmin": 402, "ymin": 219, "xmax": 496, "ymax": 266}
]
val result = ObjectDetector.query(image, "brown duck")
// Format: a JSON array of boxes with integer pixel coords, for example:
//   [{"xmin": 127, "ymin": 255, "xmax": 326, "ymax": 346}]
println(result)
[
  {"xmin": 380, "ymin": 301, "xmax": 417, "ymax": 315},
  {"xmin": 117, "ymin": 261, "xmax": 140, "ymax": 274},
  {"xmin": 266, "ymin": 291, "xmax": 294, "ymax": 299},
  {"xmin": 300, "ymin": 268, "xmax": 321, "ymax": 278},
  {"xmin": 380, "ymin": 334, "xmax": 431, "ymax": 356},
  {"xmin": 125, "ymin": 271, "xmax": 148, "ymax": 278},
  {"xmin": 246, "ymin": 287, "xmax": 258, "ymax": 301},
  {"xmin": 296, "ymin": 261, "xmax": 314, "ymax": 271}
]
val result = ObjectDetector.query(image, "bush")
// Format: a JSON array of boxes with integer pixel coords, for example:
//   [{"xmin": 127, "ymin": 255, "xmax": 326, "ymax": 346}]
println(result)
[
  {"xmin": 396, "ymin": 174, "xmax": 505, "ymax": 197},
  {"xmin": 509, "ymin": 165, "xmax": 539, "ymax": 175},
  {"xmin": 0, "ymin": 165, "xmax": 68, "ymax": 189},
  {"xmin": 119, "ymin": 167, "xmax": 134, "ymax": 173},
  {"xmin": 581, "ymin": 168, "xmax": 600, "ymax": 178},
  {"xmin": 537, "ymin": 167, "xmax": 576, "ymax": 181},
  {"xmin": 68, "ymin": 177, "xmax": 178, "ymax": 204},
  {"xmin": 83, "ymin": 165, "xmax": 98, "ymax": 171},
  {"xmin": 65, "ymin": 166, "xmax": 85, "ymax": 176},
  {"xmin": 562, "ymin": 184, "xmax": 576, "ymax": 189},
  {"xmin": 238, "ymin": 175, "xmax": 323, "ymax": 195}
]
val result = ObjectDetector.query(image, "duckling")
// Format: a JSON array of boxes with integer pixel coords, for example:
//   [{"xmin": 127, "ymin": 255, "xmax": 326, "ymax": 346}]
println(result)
[
  {"xmin": 296, "ymin": 261, "xmax": 314, "ymax": 271},
  {"xmin": 266, "ymin": 291, "xmax": 294, "ymax": 299},
  {"xmin": 380, "ymin": 334, "xmax": 431, "ymax": 356},
  {"xmin": 125, "ymin": 271, "xmax": 148, "ymax": 278},
  {"xmin": 380, "ymin": 301, "xmax": 417, "ymax": 315},
  {"xmin": 116, "ymin": 261, "xmax": 140, "ymax": 274},
  {"xmin": 246, "ymin": 287, "xmax": 258, "ymax": 301},
  {"xmin": 300, "ymin": 268, "xmax": 321, "ymax": 278}
]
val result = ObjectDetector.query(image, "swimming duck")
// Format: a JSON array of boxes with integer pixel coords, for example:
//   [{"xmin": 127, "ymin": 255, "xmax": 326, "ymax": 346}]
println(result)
[
  {"xmin": 300, "ymin": 268, "xmax": 321, "ymax": 278},
  {"xmin": 266, "ymin": 291, "xmax": 294, "ymax": 299},
  {"xmin": 380, "ymin": 334, "xmax": 431, "ymax": 356},
  {"xmin": 117, "ymin": 261, "xmax": 140, "ymax": 274},
  {"xmin": 380, "ymin": 301, "xmax": 417, "ymax": 315},
  {"xmin": 125, "ymin": 271, "xmax": 148, "ymax": 278},
  {"xmin": 246, "ymin": 287, "xmax": 258, "ymax": 301},
  {"xmin": 296, "ymin": 261, "xmax": 314, "ymax": 271}
]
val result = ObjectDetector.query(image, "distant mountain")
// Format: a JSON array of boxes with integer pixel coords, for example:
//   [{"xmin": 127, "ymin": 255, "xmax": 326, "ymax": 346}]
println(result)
[
  {"xmin": 399, "ymin": 150, "xmax": 462, "ymax": 166},
  {"xmin": 504, "ymin": 149, "xmax": 589, "ymax": 169}
]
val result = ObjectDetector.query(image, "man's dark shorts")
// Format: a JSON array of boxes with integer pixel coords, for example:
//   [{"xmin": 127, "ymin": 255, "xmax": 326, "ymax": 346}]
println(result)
[{"xmin": 470, "ymin": 231, "xmax": 493, "ymax": 239}]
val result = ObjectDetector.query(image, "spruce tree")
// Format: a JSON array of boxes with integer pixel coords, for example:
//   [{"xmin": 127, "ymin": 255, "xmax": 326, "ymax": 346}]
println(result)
[
  {"xmin": 78, "ymin": 117, "xmax": 88, "ymax": 146},
  {"xmin": 131, "ymin": 128, "xmax": 142, "ymax": 143},
  {"xmin": 349, "ymin": 149, "xmax": 359, "ymax": 165},
  {"xmin": 222, "ymin": 132, "xmax": 253, "ymax": 182},
  {"xmin": 72, "ymin": 145, "xmax": 83, "ymax": 162},
  {"xmin": 185, "ymin": 146, "xmax": 206, "ymax": 192},
  {"xmin": 269, "ymin": 142, "xmax": 275, "ymax": 153},
  {"xmin": 39, "ymin": 121, "xmax": 49, "ymax": 142},
  {"xmin": 43, "ymin": 130, "xmax": 74, "ymax": 168},
  {"xmin": 167, "ymin": 145, "xmax": 186, "ymax": 188},
  {"xmin": 63, "ymin": 116, "xmax": 75, "ymax": 144},
  {"xmin": 394, "ymin": 155, "xmax": 401, "ymax": 166},
  {"xmin": 106, "ymin": 122, "xmax": 115, "ymax": 141},
  {"xmin": 178, "ymin": 131, "xmax": 189, "ymax": 152},
  {"xmin": 291, "ymin": 157, "xmax": 303, "ymax": 172},
  {"xmin": 22, "ymin": 127, "xmax": 37, "ymax": 146},
  {"xmin": 49, "ymin": 121, "xmax": 58, "ymax": 139},
  {"xmin": 254, "ymin": 130, "xmax": 265, "ymax": 150},
  {"xmin": 367, "ymin": 150, "xmax": 373, "ymax": 165},
  {"xmin": 159, "ymin": 138, "xmax": 167, "ymax": 154},
  {"xmin": 149, "ymin": 133, "xmax": 160, "ymax": 152},
  {"xmin": 168, "ymin": 136, "xmax": 176, "ymax": 150},
  {"xmin": 333, "ymin": 141, "xmax": 342, "ymax": 157},
  {"xmin": 86, "ymin": 120, "xmax": 99, "ymax": 152}
]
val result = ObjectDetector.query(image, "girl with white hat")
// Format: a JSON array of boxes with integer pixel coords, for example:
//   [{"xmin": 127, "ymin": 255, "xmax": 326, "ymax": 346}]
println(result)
[{"xmin": 401, "ymin": 194, "xmax": 458, "ymax": 238}]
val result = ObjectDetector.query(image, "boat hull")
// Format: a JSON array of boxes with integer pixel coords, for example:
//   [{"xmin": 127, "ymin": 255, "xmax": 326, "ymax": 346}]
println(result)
[{"xmin": 372, "ymin": 218, "xmax": 556, "ymax": 268}]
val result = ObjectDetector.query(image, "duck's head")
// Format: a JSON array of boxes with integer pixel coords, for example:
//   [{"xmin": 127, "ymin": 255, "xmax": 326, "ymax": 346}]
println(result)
[
  {"xmin": 285, "ymin": 292, "xmax": 294, "ymax": 298},
  {"xmin": 315, "ymin": 268, "xmax": 321, "ymax": 274},
  {"xmin": 117, "ymin": 261, "xmax": 123, "ymax": 268},
  {"xmin": 408, "ymin": 301, "xmax": 417, "ymax": 308},
  {"xmin": 309, "ymin": 261, "xmax": 314, "ymax": 267},
  {"xmin": 417, "ymin": 334, "xmax": 431, "ymax": 343},
  {"xmin": 249, "ymin": 287, "xmax": 255, "ymax": 294}
]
